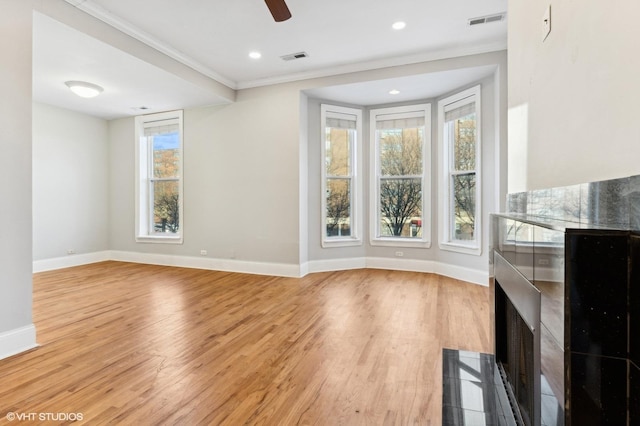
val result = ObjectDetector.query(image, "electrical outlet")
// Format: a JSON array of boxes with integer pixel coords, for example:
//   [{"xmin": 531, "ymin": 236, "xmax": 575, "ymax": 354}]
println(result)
[
  {"xmin": 200, "ymin": 250, "xmax": 207, "ymax": 256},
  {"xmin": 67, "ymin": 249, "xmax": 75, "ymax": 255},
  {"xmin": 395, "ymin": 251, "xmax": 404, "ymax": 257},
  {"xmin": 538, "ymin": 258, "xmax": 550, "ymax": 266}
]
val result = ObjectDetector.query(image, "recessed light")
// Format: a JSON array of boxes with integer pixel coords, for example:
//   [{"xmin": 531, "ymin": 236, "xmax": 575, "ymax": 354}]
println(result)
[
  {"xmin": 249, "ymin": 51, "xmax": 262, "ymax": 59},
  {"xmin": 389, "ymin": 89, "xmax": 401, "ymax": 95},
  {"xmin": 65, "ymin": 80, "xmax": 104, "ymax": 98},
  {"xmin": 392, "ymin": 21, "xmax": 406, "ymax": 30}
]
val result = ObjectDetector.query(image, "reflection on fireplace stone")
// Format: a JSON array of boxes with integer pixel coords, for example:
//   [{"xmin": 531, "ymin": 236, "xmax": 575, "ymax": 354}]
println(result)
[
  {"xmin": 491, "ymin": 174, "xmax": 640, "ymax": 425},
  {"xmin": 442, "ymin": 349, "xmax": 515, "ymax": 425}
]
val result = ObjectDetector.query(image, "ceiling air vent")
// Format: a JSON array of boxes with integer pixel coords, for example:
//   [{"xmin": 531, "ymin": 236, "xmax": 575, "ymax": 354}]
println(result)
[
  {"xmin": 468, "ymin": 12, "xmax": 505, "ymax": 26},
  {"xmin": 281, "ymin": 51, "xmax": 309, "ymax": 61}
]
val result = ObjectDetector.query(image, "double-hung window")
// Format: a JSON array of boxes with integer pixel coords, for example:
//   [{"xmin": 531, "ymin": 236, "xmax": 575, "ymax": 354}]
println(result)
[
  {"xmin": 135, "ymin": 110, "xmax": 184, "ymax": 244},
  {"xmin": 321, "ymin": 104, "xmax": 362, "ymax": 247},
  {"xmin": 370, "ymin": 104, "xmax": 431, "ymax": 247},
  {"xmin": 438, "ymin": 85, "xmax": 481, "ymax": 254}
]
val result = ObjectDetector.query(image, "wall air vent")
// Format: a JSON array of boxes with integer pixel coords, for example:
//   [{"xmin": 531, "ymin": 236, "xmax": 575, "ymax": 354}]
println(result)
[
  {"xmin": 468, "ymin": 12, "xmax": 505, "ymax": 26},
  {"xmin": 281, "ymin": 51, "xmax": 309, "ymax": 61}
]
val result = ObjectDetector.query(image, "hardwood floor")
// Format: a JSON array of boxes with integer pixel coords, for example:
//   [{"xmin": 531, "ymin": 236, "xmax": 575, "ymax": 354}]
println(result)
[{"xmin": 0, "ymin": 262, "xmax": 492, "ymax": 425}]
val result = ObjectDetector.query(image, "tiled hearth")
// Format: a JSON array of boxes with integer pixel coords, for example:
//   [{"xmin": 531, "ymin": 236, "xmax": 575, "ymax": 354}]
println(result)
[
  {"xmin": 442, "ymin": 349, "xmax": 515, "ymax": 425},
  {"xmin": 442, "ymin": 349, "xmax": 561, "ymax": 425}
]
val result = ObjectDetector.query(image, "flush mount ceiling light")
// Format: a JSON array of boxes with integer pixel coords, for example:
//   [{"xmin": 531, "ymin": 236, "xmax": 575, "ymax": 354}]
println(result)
[
  {"xmin": 64, "ymin": 80, "xmax": 104, "ymax": 98},
  {"xmin": 389, "ymin": 89, "xmax": 401, "ymax": 95},
  {"xmin": 392, "ymin": 21, "xmax": 407, "ymax": 30},
  {"xmin": 249, "ymin": 51, "xmax": 262, "ymax": 59}
]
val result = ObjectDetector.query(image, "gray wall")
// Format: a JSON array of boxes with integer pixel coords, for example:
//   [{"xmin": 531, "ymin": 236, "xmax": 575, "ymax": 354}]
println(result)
[
  {"xmin": 305, "ymin": 59, "xmax": 506, "ymax": 276},
  {"xmin": 107, "ymin": 85, "xmax": 303, "ymax": 267},
  {"xmin": 23, "ymin": 36, "xmax": 504, "ymax": 283},
  {"xmin": 38, "ymin": 51, "xmax": 505, "ymax": 283},
  {"xmin": 33, "ymin": 102, "xmax": 109, "ymax": 261},
  {"xmin": 508, "ymin": 0, "xmax": 640, "ymax": 191},
  {"xmin": 0, "ymin": 0, "xmax": 35, "ymax": 357}
]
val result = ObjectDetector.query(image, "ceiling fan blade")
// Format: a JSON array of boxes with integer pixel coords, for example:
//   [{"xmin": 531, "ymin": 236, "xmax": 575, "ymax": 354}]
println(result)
[{"xmin": 264, "ymin": 0, "xmax": 291, "ymax": 22}]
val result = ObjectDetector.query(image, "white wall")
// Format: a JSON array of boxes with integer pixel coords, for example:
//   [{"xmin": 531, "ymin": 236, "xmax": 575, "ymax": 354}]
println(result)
[
  {"xmin": 32, "ymin": 103, "xmax": 109, "ymax": 264},
  {"xmin": 508, "ymin": 0, "xmax": 640, "ymax": 191},
  {"xmin": 0, "ymin": 0, "xmax": 36, "ymax": 359}
]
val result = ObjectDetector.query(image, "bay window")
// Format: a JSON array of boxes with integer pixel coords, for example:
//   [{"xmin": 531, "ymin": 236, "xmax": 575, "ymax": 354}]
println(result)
[
  {"xmin": 438, "ymin": 86, "xmax": 481, "ymax": 254},
  {"xmin": 321, "ymin": 104, "xmax": 362, "ymax": 247},
  {"xmin": 370, "ymin": 104, "xmax": 431, "ymax": 247}
]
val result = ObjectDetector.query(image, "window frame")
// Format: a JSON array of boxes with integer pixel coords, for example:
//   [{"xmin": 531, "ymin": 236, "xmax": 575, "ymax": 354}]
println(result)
[
  {"xmin": 134, "ymin": 110, "xmax": 184, "ymax": 244},
  {"xmin": 369, "ymin": 103, "xmax": 431, "ymax": 248},
  {"xmin": 438, "ymin": 85, "xmax": 482, "ymax": 255},
  {"xmin": 320, "ymin": 104, "xmax": 363, "ymax": 248}
]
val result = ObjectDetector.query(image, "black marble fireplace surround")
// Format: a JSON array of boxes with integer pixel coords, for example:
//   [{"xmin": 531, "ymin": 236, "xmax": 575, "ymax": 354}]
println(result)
[{"xmin": 485, "ymin": 175, "xmax": 640, "ymax": 426}]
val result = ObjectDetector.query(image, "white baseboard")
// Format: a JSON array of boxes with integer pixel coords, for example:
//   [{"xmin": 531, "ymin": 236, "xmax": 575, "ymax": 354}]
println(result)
[
  {"xmin": 33, "ymin": 251, "xmax": 488, "ymax": 285},
  {"xmin": 366, "ymin": 256, "xmax": 436, "ymax": 273},
  {"xmin": 0, "ymin": 324, "xmax": 38, "ymax": 361},
  {"xmin": 109, "ymin": 251, "xmax": 302, "ymax": 278},
  {"xmin": 305, "ymin": 256, "xmax": 488, "ymax": 286},
  {"xmin": 306, "ymin": 257, "xmax": 367, "ymax": 273},
  {"xmin": 33, "ymin": 251, "xmax": 111, "ymax": 273},
  {"xmin": 432, "ymin": 261, "xmax": 489, "ymax": 286},
  {"xmin": 366, "ymin": 257, "xmax": 488, "ymax": 286}
]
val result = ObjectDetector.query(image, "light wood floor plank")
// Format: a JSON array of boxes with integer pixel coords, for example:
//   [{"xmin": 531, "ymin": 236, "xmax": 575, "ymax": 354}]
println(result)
[{"xmin": 0, "ymin": 262, "xmax": 491, "ymax": 425}]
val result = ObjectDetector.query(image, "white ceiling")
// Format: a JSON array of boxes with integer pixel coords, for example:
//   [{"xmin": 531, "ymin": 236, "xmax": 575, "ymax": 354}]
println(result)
[
  {"xmin": 33, "ymin": 12, "xmax": 227, "ymax": 120},
  {"xmin": 32, "ymin": 0, "xmax": 507, "ymax": 119},
  {"xmin": 305, "ymin": 66, "xmax": 497, "ymax": 106}
]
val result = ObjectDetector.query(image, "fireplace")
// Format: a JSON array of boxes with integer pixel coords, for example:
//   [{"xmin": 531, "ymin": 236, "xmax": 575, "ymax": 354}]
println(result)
[
  {"xmin": 494, "ymin": 251, "xmax": 541, "ymax": 426},
  {"xmin": 489, "ymin": 175, "xmax": 640, "ymax": 426}
]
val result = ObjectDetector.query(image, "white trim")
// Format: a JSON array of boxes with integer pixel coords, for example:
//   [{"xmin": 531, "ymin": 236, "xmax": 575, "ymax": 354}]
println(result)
[
  {"xmin": 365, "ymin": 256, "xmax": 436, "ymax": 273},
  {"xmin": 493, "ymin": 65, "xmax": 505, "ymax": 213},
  {"xmin": 306, "ymin": 257, "xmax": 367, "ymax": 274},
  {"xmin": 135, "ymin": 110, "xmax": 184, "ymax": 244},
  {"xmin": 370, "ymin": 103, "xmax": 432, "ymax": 247},
  {"xmin": 365, "ymin": 257, "xmax": 488, "ymax": 286},
  {"xmin": 431, "ymin": 261, "xmax": 489, "ymax": 286},
  {"xmin": 33, "ymin": 251, "xmax": 111, "ymax": 273},
  {"xmin": 32, "ymin": 251, "xmax": 487, "ymax": 286},
  {"xmin": 0, "ymin": 325, "xmax": 38, "ymax": 361},
  {"xmin": 306, "ymin": 257, "xmax": 487, "ymax": 286},
  {"xmin": 438, "ymin": 85, "xmax": 482, "ymax": 255},
  {"xmin": 320, "ymin": 104, "xmax": 363, "ymax": 248},
  {"xmin": 237, "ymin": 43, "xmax": 508, "ymax": 90},
  {"xmin": 109, "ymin": 251, "xmax": 302, "ymax": 278},
  {"xmin": 64, "ymin": 1, "xmax": 506, "ymax": 91},
  {"xmin": 63, "ymin": 0, "xmax": 236, "ymax": 89}
]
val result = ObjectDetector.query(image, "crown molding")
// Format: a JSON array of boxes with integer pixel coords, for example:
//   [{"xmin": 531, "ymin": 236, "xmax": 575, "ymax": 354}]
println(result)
[
  {"xmin": 63, "ymin": 0, "xmax": 237, "ymax": 89},
  {"xmin": 236, "ymin": 42, "xmax": 508, "ymax": 90},
  {"xmin": 63, "ymin": 1, "xmax": 506, "ymax": 92}
]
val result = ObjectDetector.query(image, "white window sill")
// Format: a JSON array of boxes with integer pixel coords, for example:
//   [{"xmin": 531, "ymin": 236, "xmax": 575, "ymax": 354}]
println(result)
[
  {"xmin": 136, "ymin": 235, "xmax": 183, "ymax": 245},
  {"xmin": 370, "ymin": 238, "xmax": 431, "ymax": 249},
  {"xmin": 322, "ymin": 238, "xmax": 362, "ymax": 248}
]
